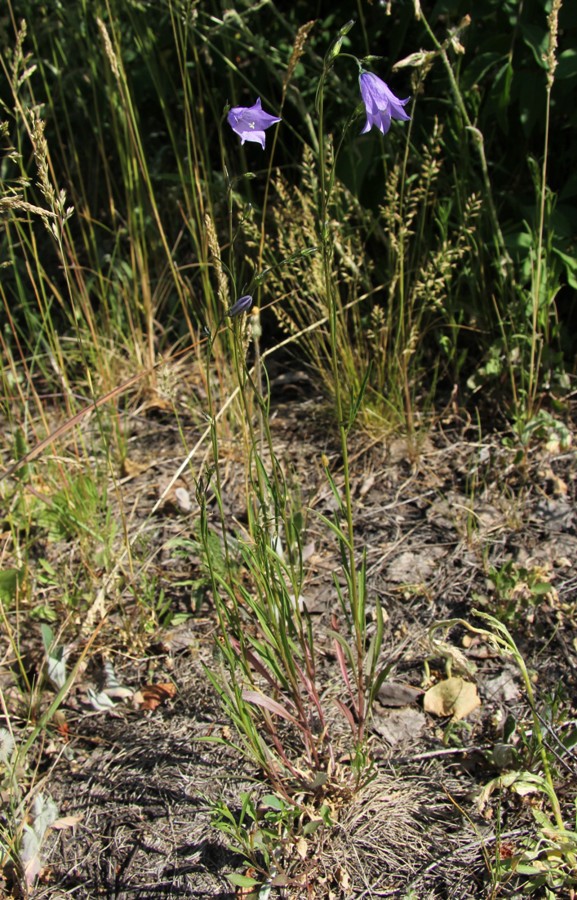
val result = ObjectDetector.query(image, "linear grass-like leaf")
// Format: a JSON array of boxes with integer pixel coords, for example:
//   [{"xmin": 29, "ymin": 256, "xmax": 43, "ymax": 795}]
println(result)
[
  {"xmin": 329, "ymin": 629, "xmax": 355, "ymax": 699},
  {"xmin": 242, "ymin": 690, "xmax": 299, "ymax": 727}
]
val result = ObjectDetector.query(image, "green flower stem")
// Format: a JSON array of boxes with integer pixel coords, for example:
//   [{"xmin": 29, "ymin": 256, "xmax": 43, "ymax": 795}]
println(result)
[{"xmin": 317, "ymin": 71, "xmax": 365, "ymax": 735}]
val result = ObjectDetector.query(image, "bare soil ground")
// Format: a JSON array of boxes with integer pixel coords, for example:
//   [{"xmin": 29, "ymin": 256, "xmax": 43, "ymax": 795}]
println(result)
[{"xmin": 2, "ymin": 387, "xmax": 577, "ymax": 898}]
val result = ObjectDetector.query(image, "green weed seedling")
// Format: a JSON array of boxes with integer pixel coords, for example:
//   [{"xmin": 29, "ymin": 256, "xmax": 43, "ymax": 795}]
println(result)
[
  {"xmin": 442, "ymin": 612, "xmax": 577, "ymax": 895},
  {"xmin": 481, "ymin": 774, "xmax": 577, "ymax": 897},
  {"xmin": 209, "ymin": 789, "xmax": 332, "ymax": 896},
  {"xmin": 0, "ymin": 608, "xmax": 104, "ymax": 894},
  {"xmin": 127, "ymin": 571, "xmax": 182, "ymax": 634},
  {"xmin": 0, "ymin": 628, "xmax": 67, "ymax": 893},
  {"xmin": 484, "ymin": 560, "xmax": 557, "ymax": 625},
  {"xmin": 506, "ymin": 409, "xmax": 573, "ymax": 455},
  {"xmin": 0, "ymin": 728, "xmax": 60, "ymax": 895}
]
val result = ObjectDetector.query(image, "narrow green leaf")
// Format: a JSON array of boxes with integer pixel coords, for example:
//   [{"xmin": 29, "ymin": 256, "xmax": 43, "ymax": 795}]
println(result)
[{"xmin": 347, "ymin": 360, "xmax": 373, "ymax": 433}]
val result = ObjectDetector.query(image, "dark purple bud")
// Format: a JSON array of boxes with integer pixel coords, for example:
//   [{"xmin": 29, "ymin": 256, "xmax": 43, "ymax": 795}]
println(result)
[{"xmin": 227, "ymin": 294, "xmax": 253, "ymax": 318}]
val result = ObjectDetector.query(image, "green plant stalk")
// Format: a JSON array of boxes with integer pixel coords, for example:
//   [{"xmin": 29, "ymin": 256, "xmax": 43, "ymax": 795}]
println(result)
[
  {"xmin": 203, "ymin": 329, "xmax": 232, "ymax": 571},
  {"xmin": 241, "ymin": 546, "xmax": 330, "ymax": 767},
  {"xmin": 97, "ymin": 4, "xmax": 191, "ymax": 365},
  {"xmin": 14, "ymin": 618, "xmax": 106, "ymax": 766},
  {"xmin": 229, "ymin": 318, "xmax": 269, "ymax": 539},
  {"xmin": 317, "ymin": 72, "xmax": 365, "ymax": 735},
  {"xmin": 202, "ymin": 570, "xmax": 302, "ymax": 796},
  {"xmin": 502, "ymin": 640, "xmax": 563, "ymax": 830},
  {"xmin": 396, "ymin": 94, "xmax": 417, "ymax": 439}
]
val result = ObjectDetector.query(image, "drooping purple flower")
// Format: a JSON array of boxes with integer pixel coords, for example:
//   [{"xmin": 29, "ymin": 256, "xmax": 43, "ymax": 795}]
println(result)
[
  {"xmin": 227, "ymin": 98, "xmax": 281, "ymax": 149},
  {"xmin": 227, "ymin": 294, "xmax": 253, "ymax": 318},
  {"xmin": 359, "ymin": 72, "xmax": 410, "ymax": 136}
]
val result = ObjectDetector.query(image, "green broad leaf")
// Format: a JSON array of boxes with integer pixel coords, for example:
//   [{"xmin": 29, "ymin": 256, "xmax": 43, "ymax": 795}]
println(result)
[
  {"xmin": 369, "ymin": 664, "xmax": 394, "ymax": 705},
  {"xmin": 302, "ymin": 817, "xmax": 323, "ymax": 836},
  {"xmin": 462, "ymin": 51, "xmax": 504, "ymax": 89},
  {"xmin": 40, "ymin": 623, "xmax": 56, "ymax": 654},
  {"xmin": 37, "ymin": 558, "xmax": 58, "ymax": 584},
  {"xmin": 29, "ymin": 605, "xmax": 59, "ymax": 623},
  {"xmin": 531, "ymin": 807, "xmax": 555, "ymax": 830},
  {"xmin": 556, "ymin": 48, "xmax": 577, "ymax": 80},
  {"xmin": 260, "ymin": 794, "xmax": 285, "ymax": 811},
  {"xmin": 520, "ymin": 23, "xmax": 548, "ymax": 69},
  {"xmin": 365, "ymin": 598, "xmax": 385, "ymax": 684},
  {"xmin": 552, "ymin": 247, "xmax": 577, "ymax": 289},
  {"xmin": 0, "ymin": 568, "xmax": 23, "ymax": 604},
  {"xmin": 514, "ymin": 863, "xmax": 546, "ymax": 876},
  {"xmin": 170, "ymin": 613, "xmax": 191, "ymax": 626},
  {"xmin": 504, "ymin": 229, "xmax": 533, "ymax": 251},
  {"xmin": 227, "ymin": 872, "xmax": 261, "ymax": 887},
  {"xmin": 531, "ymin": 582, "xmax": 553, "ymax": 596},
  {"xmin": 552, "ymin": 247, "xmax": 577, "ymax": 271},
  {"xmin": 561, "ymin": 727, "xmax": 577, "ymax": 750},
  {"xmin": 307, "ymin": 772, "xmax": 328, "ymax": 790}
]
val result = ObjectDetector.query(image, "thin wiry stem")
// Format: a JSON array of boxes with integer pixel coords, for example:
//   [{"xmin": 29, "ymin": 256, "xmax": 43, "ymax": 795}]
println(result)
[
  {"xmin": 527, "ymin": 0, "xmax": 562, "ymax": 416},
  {"xmin": 317, "ymin": 66, "xmax": 365, "ymax": 735}
]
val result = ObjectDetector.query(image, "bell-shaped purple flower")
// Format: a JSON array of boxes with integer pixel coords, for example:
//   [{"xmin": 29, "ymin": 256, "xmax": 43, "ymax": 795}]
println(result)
[
  {"xmin": 359, "ymin": 72, "xmax": 410, "ymax": 136},
  {"xmin": 227, "ymin": 98, "xmax": 281, "ymax": 149}
]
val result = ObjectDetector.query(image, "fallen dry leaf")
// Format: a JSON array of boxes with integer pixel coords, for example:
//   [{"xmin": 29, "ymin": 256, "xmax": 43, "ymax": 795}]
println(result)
[
  {"xmin": 174, "ymin": 485, "xmax": 192, "ymax": 512},
  {"xmin": 359, "ymin": 473, "xmax": 376, "ymax": 497},
  {"xmin": 120, "ymin": 457, "xmax": 149, "ymax": 479},
  {"xmin": 373, "ymin": 707, "xmax": 427, "ymax": 746},
  {"xmin": 377, "ymin": 681, "xmax": 422, "ymax": 707},
  {"xmin": 295, "ymin": 835, "xmax": 308, "ymax": 860},
  {"xmin": 336, "ymin": 866, "xmax": 351, "ymax": 891},
  {"xmin": 157, "ymin": 478, "xmax": 192, "ymax": 513},
  {"xmin": 423, "ymin": 677, "xmax": 480, "ymax": 720},
  {"xmin": 51, "ymin": 814, "xmax": 83, "ymax": 830},
  {"xmin": 387, "ymin": 547, "xmax": 446, "ymax": 584},
  {"xmin": 133, "ymin": 682, "xmax": 177, "ymax": 711}
]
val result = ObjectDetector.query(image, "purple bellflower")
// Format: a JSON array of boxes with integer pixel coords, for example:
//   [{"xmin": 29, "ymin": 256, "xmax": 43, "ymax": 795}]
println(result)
[
  {"xmin": 227, "ymin": 294, "xmax": 253, "ymax": 318},
  {"xmin": 227, "ymin": 98, "xmax": 281, "ymax": 149},
  {"xmin": 359, "ymin": 72, "xmax": 410, "ymax": 136}
]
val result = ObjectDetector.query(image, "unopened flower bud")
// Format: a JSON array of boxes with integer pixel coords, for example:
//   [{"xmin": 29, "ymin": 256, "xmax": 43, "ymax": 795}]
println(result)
[{"xmin": 227, "ymin": 294, "xmax": 253, "ymax": 318}]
